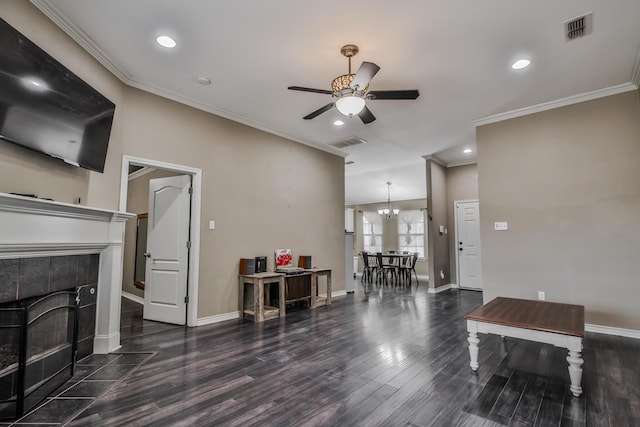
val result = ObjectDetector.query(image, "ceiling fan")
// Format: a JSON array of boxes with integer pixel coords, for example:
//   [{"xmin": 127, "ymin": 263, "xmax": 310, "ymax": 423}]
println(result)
[{"xmin": 288, "ymin": 44, "xmax": 419, "ymax": 124}]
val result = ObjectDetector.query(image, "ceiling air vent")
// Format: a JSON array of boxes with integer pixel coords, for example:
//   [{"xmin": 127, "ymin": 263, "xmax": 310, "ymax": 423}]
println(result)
[
  {"xmin": 328, "ymin": 136, "xmax": 367, "ymax": 149},
  {"xmin": 565, "ymin": 12, "xmax": 592, "ymax": 41}
]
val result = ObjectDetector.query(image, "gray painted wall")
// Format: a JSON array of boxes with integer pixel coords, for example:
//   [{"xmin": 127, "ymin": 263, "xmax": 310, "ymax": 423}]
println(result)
[
  {"xmin": 426, "ymin": 160, "xmax": 449, "ymax": 289},
  {"xmin": 476, "ymin": 90, "xmax": 640, "ymax": 329}
]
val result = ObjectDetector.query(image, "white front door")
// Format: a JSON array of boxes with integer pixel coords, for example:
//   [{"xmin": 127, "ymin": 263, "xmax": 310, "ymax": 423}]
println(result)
[
  {"xmin": 144, "ymin": 175, "xmax": 191, "ymax": 324},
  {"xmin": 456, "ymin": 200, "xmax": 482, "ymax": 290}
]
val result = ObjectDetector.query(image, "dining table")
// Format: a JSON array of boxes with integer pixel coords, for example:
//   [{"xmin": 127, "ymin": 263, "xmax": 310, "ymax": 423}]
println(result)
[{"xmin": 367, "ymin": 252, "xmax": 414, "ymax": 286}]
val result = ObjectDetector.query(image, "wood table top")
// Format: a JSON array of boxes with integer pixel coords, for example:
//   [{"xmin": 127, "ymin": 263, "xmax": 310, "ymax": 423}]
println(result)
[
  {"xmin": 465, "ymin": 297, "xmax": 585, "ymax": 337},
  {"xmin": 303, "ymin": 267, "xmax": 331, "ymax": 273},
  {"xmin": 239, "ymin": 272, "xmax": 284, "ymax": 279},
  {"xmin": 368, "ymin": 253, "xmax": 411, "ymax": 258}
]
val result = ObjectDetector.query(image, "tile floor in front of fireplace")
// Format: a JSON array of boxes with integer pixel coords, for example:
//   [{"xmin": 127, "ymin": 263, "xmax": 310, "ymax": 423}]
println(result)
[{"xmin": 2, "ymin": 352, "xmax": 155, "ymax": 426}]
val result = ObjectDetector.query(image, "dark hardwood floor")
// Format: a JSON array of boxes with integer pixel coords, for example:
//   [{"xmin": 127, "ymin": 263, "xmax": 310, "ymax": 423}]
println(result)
[
  {"xmin": 119, "ymin": 296, "xmax": 183, "ymax": 340},
  {"xmin": 5, "ymin": 283, "xmax": 640, "ymax": 426}
]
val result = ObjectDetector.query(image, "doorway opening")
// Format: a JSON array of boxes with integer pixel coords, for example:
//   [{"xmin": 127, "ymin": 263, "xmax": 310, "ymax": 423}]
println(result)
[{"xmin": 119, "ymin": 155, "xmax": 202, "ymax": 327}]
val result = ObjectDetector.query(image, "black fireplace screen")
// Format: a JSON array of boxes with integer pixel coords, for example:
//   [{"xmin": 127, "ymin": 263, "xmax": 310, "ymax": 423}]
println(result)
[{"xmin": 0, "ymin": 290, "xmax": 78, "ymax": 420}]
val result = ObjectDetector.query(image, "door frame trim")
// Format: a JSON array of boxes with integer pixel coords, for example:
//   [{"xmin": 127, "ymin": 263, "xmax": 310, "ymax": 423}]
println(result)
[
  {"xmin": 454, "ymin": 199, "xmax": 481, "ymax": 290},
  {"xmin": 119, "ymin": 155, "xmax": 202, "ymax": 327}
]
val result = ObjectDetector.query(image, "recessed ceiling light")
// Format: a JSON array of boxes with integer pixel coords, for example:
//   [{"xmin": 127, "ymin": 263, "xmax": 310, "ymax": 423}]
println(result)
[
  {"xmin": 463, "ymin": 148, "xmax": 472, "ymax": 154},
  {"xmin": 511, "ymin": 59, "xmax": 530, "ymax": 70},
  {"xmin": 156, "ymin": 35, "xmax": 176, "ymax": 48},
  {"xmin": 333, "ymin": 120, "xmax": 345, "ymax": 126},
  {"xmin": 197, "ymin": 77, "xmax": 211, "ymax": 85}
]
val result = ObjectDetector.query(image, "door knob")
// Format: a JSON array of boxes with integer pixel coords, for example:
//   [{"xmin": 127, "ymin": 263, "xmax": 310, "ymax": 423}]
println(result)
[
  {"xmin": 459, "ymin": 247, "xmax": 463, "ymax": 251},
  {"xmin": 144, "ymin": 252, "xmax": 151, "ymax": 258}
]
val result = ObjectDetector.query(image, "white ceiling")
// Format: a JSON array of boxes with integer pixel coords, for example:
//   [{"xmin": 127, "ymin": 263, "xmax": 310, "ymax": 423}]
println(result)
[{"xmin": 32, "ymin": 1, "xmax": 640, "ymax": 205}]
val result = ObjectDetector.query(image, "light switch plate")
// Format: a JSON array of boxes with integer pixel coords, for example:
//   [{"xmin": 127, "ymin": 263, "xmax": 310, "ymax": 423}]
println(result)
[
  {"xmin": 209, "ymin": 220, "xmax": 215, "ymax": 230},
  {"xmin": 494, "ymin": 221, "xmax": 508, "ymax": 231}
]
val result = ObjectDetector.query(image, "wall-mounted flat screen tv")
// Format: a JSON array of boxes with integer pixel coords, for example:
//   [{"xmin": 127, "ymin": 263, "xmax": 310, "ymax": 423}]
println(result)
[{"xmin": 0, "ymin": 18, "xmax": 115, "ymax": 173}]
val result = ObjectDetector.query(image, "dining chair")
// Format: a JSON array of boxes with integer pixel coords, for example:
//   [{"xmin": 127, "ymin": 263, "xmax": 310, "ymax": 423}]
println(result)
[
  {"xmin": 398, "ymin": 253, "xmax": 411, "ymax": 286},
  {"xmin": 409, "ymin": 253, "xmax": 420, "ymax": 287},
  {"xmin": 360, "ymin": 251, "xmax": 375, "ymax": 283},
  {"xmin": 398, "ymin": 253, "xmax": 420, "ymax": 287},
  {"xmin": 376, "ymin": 252, "xmax": 396, "ymax": 286}
]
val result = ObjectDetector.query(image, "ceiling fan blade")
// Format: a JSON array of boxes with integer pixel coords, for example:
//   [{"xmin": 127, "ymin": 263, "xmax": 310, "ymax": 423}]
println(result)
[
  {"xmin": 350, "ymin": 62, "xmax": 380, "ymax": 90},
  {"xmin": 303, "ymin": 103, "xmax": 335, "ymax": 120},
  {"xmin": 367, "ymin": 90, "xmax": 420, "ymax": 100},
  {"xmin": 358, "ymin": 106, "xmax": 376, "ymax": 124},
  {"xmin": 288, "ymin": 86, "xmax": 333, "ymax": 95}
]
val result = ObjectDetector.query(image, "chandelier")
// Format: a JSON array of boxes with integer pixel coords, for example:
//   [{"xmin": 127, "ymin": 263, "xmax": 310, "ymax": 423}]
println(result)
[{"xmin": 378, "ymin": 182, "xmax": 399, "ymax": 218}]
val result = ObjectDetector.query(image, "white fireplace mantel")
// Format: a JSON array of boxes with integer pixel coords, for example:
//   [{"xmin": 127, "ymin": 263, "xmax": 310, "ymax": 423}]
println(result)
[{"xmin": 0, "ymin": 192, "xmax": 136, "ymax": 353}]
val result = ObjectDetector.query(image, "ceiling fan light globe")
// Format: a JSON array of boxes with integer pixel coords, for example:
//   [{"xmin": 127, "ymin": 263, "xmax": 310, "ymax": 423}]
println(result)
[{"xmin": 336, "ymin": 96, "xmax": 365, "ymax": 117}]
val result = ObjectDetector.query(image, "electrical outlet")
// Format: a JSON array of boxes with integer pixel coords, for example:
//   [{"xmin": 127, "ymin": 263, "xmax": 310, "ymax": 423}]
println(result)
[{"xmin": 538, "ymin": 291, "xmax": 545, "ymax": 301}]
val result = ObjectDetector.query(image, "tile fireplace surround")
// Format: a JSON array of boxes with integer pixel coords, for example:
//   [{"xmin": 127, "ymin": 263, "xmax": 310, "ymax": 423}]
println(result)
[{"xmin": 0, "ymin": 192, "xmax": 135, "ymax": 354}]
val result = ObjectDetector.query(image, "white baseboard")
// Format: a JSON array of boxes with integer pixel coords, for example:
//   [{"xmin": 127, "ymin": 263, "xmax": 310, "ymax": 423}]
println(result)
[
  {"xmin": 121, "ymin": 291, "xmax": 239, "ymax": 327},
  {"xmin": 121, "ymin": 291, "xmax": 144, "ymax": 305},
  {"xmin": 195, "ymin": 290, "xmax": 347, "ymax": 326},
  {"xmin": 93, "ymin": 331, "xmax": 121, "ymax": 354},
  {"xmin": 320, "ymin": 290, "xmax": 347, "ymax": 298},
  {"xmin": 585, "ymin": 323, "xmax": 640, "ymax": 340},
  {"xmin": 123, "ymin": 289, "xmax": 639, "ymax": 340},
  {"xmin": 450, "ymin": 283, "xmax": 459, "ymax": 289},
  {"xmin": 196, "ymin": 311, "xmax": 240, "ymax": 326},
  {"xmin": 428, "ymin": 284, "xmax": 452, "ymax": 294}
]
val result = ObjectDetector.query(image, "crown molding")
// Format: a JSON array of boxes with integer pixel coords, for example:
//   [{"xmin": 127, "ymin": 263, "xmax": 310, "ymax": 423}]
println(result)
[
  {"xmin": 472, "ymin": 82, "xmax": 638, "ymax": 127},
  {"xmin": 422, "ymin": 155, "xmax": 447, "ymax": 167},
  {"xmin": 424, "ymin": 155, "xmax": 477, "ymax": 168},
  {"xmin": 30, "ymin": 0, "xmax": 131, "ymax": 83},
  {"xmin": 446, "ymin": 159, "xmax": 478, "ymax": 168}
]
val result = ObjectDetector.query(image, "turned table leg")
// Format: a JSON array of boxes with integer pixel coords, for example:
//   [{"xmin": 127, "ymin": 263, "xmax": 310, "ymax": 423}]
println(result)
[
  {"xmin": 567, "ymin": 349, "xmax": 584, "ymax": 397},
  {"xmin": 468, "ymin": 331, "xmax": 480, "ymax": 371}
]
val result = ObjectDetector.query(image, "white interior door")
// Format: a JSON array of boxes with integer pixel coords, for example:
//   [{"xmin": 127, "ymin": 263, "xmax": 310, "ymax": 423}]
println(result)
[
  {"xmin": 456, "ymin": 200, "xmax": 482, "ymax": 290},
  {"xmin": 144, "ymin": 175, "xmax": 191, "ymax": 324}
]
